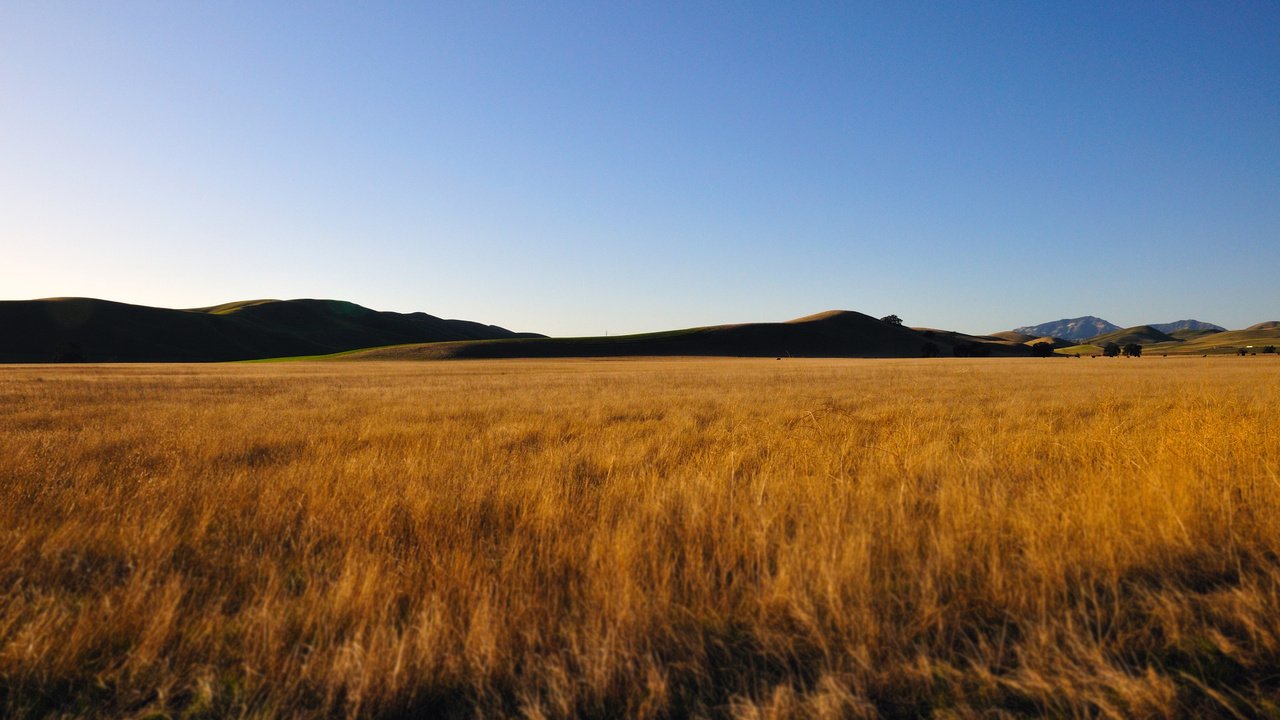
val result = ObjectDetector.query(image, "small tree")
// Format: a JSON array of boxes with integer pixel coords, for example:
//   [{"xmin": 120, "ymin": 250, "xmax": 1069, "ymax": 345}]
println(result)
[
  {"xmin": 1123, "ymin": 343, "xmax": 1142, "ymax": 357},
  {"xmin": 881, "ymin": 314, "xmax": 903, "ymax": 326},
  {"xmin": 1030, "ymin": 341, "xmax": 1055, "ymax": 357},
  {"xmin": 1103, "ymin": 342, "xmax": 1121, "ymax": 357},
  {"xmin": 1238, "ymin": 348, "xmax": 1249, "ymax": 356},
  {"xmin": 1264, "ymin": 345, "xmax": 1276, "ymax": 354},
  {"xmin": 921, "ymin": 342, "xmax": 940, "ymax": 358}
]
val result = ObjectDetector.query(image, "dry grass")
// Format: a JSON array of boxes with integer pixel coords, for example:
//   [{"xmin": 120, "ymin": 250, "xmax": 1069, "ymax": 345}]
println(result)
[{"xmin": 2, "ymin": 357, "xmax": 1280, "ymax": 718}]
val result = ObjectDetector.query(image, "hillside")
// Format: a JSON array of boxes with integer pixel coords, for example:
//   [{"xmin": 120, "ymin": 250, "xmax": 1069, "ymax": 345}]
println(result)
[
  {"xmin": 1147, "ymin": 326, "xmax": 1280, "ymax": 355},
  {"xmin": 332, "ymin": 311, "xmax": 1029, "ymax": 361},
  {"xmin": 338, "ymin": 311, "xmax": 1028, "ymax": 361},
  {"xmin": 988, "ymin": 331, "xmax": 1039, "ymax": 343},
  {"xmin": 1014, "ymin": 316, "xmax": 1120, "ymax": 342},
  {"xmin": 1026, "ymin": 336, "xmax": 1074, "ymax": 349},
  {"xmin": 1085, "ymin": 325, "xmax": 1177, "ymax": 346},
  {"xmin": 1169, "ymin": 327, "xmax": 1224, "ymax": 340},
  {"xmin": 0, "ymin": 298, "xmax": 537, "ymax": 362}
]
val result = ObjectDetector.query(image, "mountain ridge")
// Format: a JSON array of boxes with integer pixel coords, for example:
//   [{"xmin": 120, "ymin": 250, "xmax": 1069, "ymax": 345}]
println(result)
[{"xmin": 1014, "ymin": 317, "xmax": 1120, "ymax": 342}]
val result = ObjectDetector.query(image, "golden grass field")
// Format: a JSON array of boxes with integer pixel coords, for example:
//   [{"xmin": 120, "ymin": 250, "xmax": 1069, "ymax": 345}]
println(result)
[{"xmin": 3, "ymin": 357, "xmax": 1280, "ymax": 718}]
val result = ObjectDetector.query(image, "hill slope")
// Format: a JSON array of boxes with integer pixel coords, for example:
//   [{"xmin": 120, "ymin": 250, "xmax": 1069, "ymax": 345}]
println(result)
[
  {"xmin": 1147, "ymin": 325, "xmax": 1280, "ymax": 355},
  {"xmin": 1169, "ymin": 328, "xmax": 1224, "ymax": 340},
  {"xmin": 1015, "ymin": 316, "xmax": 1121, "ymax": 342},
  {"xmin": 1085, "ymin": 325, "xmax": 1178, "ymax": 346},
  {"xmin": 0, "ymin": 298, "xmax": 537, "ymax": 362},
  {"xmin": 338, "ymin": 311, "xmax": 1028, "ymax": 361},
  {"xmin": 988, "ymin": 331, "xmax": 1040, "ymax": 343}
]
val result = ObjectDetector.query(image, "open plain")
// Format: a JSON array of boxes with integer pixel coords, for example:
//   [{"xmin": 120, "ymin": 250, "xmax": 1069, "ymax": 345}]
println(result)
[{"xmin": 3, "ymin": 357, "xmax": 1280, "ymax": 718}]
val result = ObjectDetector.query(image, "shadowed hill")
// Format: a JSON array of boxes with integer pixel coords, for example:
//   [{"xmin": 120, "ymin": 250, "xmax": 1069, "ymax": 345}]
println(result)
[
  {"xmin": 0, "ymin": 298, "xmax": 538, "ymax": 362},
  {"xmin": 1026, "ymin": 336, "xmax": 1075, "ymax": 349},
  {"xmin": 338, "ymin": 311, "xmax": 1027, "ymax": 361},
  {"xmin": 1085, "ymin": 325, "xmax": 1177, "ymax": 346},
  {"xmin": 989, "ymin": 331, "xmax": 1039, "ymax": 343},
  {"xmin": 1169, "ymin": 327, "xmax": 1224, "ymax": 340}
]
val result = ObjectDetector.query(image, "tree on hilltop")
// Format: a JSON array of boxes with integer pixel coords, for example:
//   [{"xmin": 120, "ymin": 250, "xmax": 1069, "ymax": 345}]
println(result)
[{"xmin": 881, "ymin": 314, "xmax": 903, "ymax": 326}]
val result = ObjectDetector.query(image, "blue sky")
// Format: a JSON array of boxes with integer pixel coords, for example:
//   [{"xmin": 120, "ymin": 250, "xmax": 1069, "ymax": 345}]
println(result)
[{"xmin": 2, "ymin": 2, "xmax": 1277, "ymax": 336}]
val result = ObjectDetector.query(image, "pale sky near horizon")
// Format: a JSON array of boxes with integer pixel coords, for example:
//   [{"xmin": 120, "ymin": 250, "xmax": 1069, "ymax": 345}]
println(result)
[{"xmin": 2, "ymin": 2, "xmax": 1277, "ymax": 336}]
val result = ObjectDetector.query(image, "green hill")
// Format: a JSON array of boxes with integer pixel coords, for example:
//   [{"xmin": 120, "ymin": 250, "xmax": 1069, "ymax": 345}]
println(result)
[
  {"xmin": 335, "ymin": 311, "xmax": 1027, "ymax": 361},
  {"xmin": 1085, "ymin": 325, "xmax": 1177, "ymax": 346},
  {"xmin": 1169, "ymin": 327, "xmax": 1224, "ymax": 340},
  {"xmin": 0, "ymin": 298, "xmax": 537, "ymax": 362}
]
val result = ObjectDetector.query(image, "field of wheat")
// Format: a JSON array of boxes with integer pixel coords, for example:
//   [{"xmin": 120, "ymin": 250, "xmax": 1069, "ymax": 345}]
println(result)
[{"xmin": 2, "ymin": 357, "xmax": 1279, "ymax": 718}]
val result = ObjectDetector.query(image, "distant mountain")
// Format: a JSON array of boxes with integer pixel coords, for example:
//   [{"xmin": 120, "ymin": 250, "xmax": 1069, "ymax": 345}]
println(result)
[
  {"xmin": 1149, "ymin": 319, "xmax": 1225, "ymax": 334},
  {"xmin": 0, "ymin": 297, "xmax": 541, "ymax": 362},
  {"xmin": 1014, "ymin": 316, "xmax": 1121, "ymax": 342}
]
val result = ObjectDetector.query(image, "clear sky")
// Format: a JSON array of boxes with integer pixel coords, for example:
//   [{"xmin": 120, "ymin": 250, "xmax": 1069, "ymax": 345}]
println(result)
[{"xmin": 2, "ymin": 2, "xmax": 1277, "ymax": 336}]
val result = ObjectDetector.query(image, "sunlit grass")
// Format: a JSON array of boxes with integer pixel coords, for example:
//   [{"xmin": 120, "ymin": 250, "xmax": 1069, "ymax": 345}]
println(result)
[{"xmin": 2, "ymin": 358, "xmax": 1279, "ymax": 717}]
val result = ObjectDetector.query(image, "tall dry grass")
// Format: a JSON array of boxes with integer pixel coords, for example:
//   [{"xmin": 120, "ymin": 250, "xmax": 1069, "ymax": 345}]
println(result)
[{"xmin": 2, "ymin": 357, "xmax": 1279, "ymax": 718}]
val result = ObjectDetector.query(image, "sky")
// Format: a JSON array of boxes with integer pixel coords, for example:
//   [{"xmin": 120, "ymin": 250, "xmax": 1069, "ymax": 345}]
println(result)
[{"xmin": 2, "ymin": 2, "xmax": 1277, "ymax": 336}]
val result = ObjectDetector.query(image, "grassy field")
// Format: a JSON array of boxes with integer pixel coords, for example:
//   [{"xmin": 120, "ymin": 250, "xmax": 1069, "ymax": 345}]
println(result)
[{"xmin": 3, "ymin": 357, "xmax": 1280, "ymax": 718}]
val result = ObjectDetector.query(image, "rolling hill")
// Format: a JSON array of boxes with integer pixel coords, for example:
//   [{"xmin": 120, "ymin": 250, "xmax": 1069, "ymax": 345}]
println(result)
[
  {"xmin": 337, "ymin": 311, "xmax": 1030, "ymax": 361},
  {"xmin": 0, "ymin": 298, "xmax": 538, "ymax": 362},
  {"xmin": 1145, "ymin": 325, "xmax": 1280, "ymax": 355},
  {"xmin": 1168, "ymin": 327, "xmax": 1224, "ymax": 340},
  {"xmin": 988, "ymin": 331, "xmax": 1040, "ymax": 343},
  {"xmin": 1069, "ymin": 321, "xmax": 1280, "ymax": 356},
  {"xmin": 1084, "ymin": 325, "xmax": 1178, "ymax": 346},
  {"xmin": 1025, "ymin": 336, "xmax": 1075, "ymax": 349}
]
